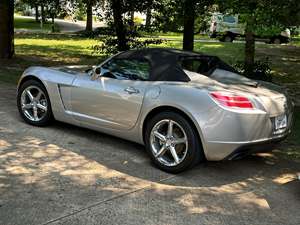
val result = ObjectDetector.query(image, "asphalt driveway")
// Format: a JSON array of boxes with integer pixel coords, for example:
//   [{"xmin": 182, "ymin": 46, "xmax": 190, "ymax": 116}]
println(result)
[{"xmin": 0, "ymin": 82, "xmax": 299, "ymax": 225}]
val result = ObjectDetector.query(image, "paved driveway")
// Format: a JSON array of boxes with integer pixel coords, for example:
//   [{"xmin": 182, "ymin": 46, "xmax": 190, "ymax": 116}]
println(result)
[
  {"xmin": 0, "ymin": 82, "xmax": 299, "ymax": 225},
  {"xmin": 15, "ymin": 16, "xmax": 105, "ymax": 33}
]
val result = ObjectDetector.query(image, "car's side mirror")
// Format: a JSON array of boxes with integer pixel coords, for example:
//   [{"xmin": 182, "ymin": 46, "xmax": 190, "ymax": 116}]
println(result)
[
  {"xmin": 91, "ymin": 66, "xmax": 103, "ymax": 80},
  {"xmin": 95, "ymin": 67, "xmax": 101, "ymax": 75}
]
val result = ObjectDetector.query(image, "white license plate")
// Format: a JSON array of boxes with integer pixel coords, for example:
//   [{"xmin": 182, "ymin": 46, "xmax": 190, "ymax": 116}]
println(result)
[{"xmin": 275, "ymin": 114, "xmax": 287, "ymax": 130}]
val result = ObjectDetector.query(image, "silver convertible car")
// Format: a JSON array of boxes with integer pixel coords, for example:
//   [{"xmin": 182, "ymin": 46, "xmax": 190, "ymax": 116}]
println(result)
[{"xmin": 17, "ymin": 48, "xmax": 294, "ymax": 173}]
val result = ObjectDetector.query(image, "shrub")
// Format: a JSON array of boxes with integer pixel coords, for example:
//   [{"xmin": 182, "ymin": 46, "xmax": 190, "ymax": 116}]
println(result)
[
  {"xmin": 93, "ymin": 36, "xmax": 165, "ymax": 55},
  {"xmin": 232, "ymin": 58, "xmax": 272, "ymax": 81},
  {"xmin": 93, "ymin": 29, "xmax": 165, "ymax": 55}
]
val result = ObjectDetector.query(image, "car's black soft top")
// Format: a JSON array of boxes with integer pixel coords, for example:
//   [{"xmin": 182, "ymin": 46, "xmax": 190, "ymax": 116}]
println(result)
[{"xmin": 114, "ymin": 48, "xmax": 237, "ymax": 82}]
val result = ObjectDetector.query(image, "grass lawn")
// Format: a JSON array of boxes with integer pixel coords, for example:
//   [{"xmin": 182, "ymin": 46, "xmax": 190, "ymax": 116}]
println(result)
[
  {"xmin": 14, "ymin": 17, "xmax": 59, "ymax": 32},
  {"xmin": 0, "ymin": 32, "xmax": 299, "ymax": 161},
  {"xmin": 0, "ymin": 33, "xmax": 101, "ymax": 84}
]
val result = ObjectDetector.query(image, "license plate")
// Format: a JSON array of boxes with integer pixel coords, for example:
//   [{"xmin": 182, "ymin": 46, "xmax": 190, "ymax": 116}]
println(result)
[{"xmin": 275, "ymin": 114, "xmax": 287, "ymax": 130}]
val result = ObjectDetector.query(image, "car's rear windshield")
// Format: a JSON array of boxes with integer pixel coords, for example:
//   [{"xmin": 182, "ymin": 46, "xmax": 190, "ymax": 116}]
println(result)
[{"xmin": 178, "ymin": 56, "xmax": 237, "ymax": 76}]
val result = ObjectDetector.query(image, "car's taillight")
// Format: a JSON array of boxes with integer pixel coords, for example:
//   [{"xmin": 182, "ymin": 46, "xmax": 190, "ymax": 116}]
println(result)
[{"xmin": 210, "ymin": 92, "xmax": 254, "ymax": 109}]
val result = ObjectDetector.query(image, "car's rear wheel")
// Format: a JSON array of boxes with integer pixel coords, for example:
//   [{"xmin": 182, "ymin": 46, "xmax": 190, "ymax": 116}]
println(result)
[
  {"xmin": 17, "ymin": 80, "xmax": 53, "ymax": 126},
  {"xmin": 145, "ymin": 111, "xmax": 205, "ymax": 173},
  {"xmin": 273, "ymin": 38, "xmax": 281, "ymax": 44},
  {"xmin": 224, "ymin": 35, "xmax": 233, "ymax": 42}
]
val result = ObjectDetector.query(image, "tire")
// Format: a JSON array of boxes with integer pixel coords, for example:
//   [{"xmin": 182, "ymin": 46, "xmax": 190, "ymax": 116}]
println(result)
[
  {"xmin": 17, "ymin": 79, "xmax": 53, "ymax": 126},
  {"xmin": 220, "ymin": 34, "xmax": 233, "ymax": 42},
  {"xmin": 273, "ymin": 38, "xmax": 281, "ymax": 44},
  {"xmin": 224, "ymin": 35, "xmax": 233, "ymax": 42},
  {"xmin": 145, "ymin": 111, "xmax": 205, "ymax": 173}
]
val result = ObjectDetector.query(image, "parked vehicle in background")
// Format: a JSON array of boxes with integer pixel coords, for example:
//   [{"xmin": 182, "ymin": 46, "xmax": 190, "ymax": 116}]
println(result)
[{"xmin": 209, "ymin": 12, "xmax": 291, "ymax": 44}]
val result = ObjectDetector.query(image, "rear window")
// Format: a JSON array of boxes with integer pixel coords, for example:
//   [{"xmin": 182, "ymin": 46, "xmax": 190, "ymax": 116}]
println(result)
[
  {"xmin": 179, "ymin": 56, "xmax": 238, "ymax": 76},
  {"xmin": 180, "ymin": 58, "xmax": 213, "ymax": 76}
]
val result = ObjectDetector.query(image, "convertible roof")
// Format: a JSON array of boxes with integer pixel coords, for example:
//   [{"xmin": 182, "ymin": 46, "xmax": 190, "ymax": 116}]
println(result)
[{"xmin": 114, "ymin": 48, "xmax": 210, "ymax": 82}]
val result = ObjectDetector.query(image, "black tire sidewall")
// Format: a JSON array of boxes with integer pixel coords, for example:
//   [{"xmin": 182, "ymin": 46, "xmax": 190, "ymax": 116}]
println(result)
[
  {"xmin": 145, "ymin": 111, "xmax": 204, "ymax": 173},
  {"xmin": 17, "ymin": 80, "xmax": 53, "ymax": 126},
  {"xmin": 273, "ymin": 38, "xmax": 281, "ymax": 44},
  {"xmin": 224, "ymin": 35, "xmax": 233, "ymax": 42}
]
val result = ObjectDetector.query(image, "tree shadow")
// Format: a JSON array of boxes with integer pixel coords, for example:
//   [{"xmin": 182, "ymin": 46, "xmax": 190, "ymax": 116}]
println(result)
[{"xmin": 0, "ymin": 84, "xmax": 299, "ymax": 225}]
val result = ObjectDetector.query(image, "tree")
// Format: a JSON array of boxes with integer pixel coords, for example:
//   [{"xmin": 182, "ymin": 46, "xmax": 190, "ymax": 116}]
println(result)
[
  {"xmin": 0, "ymin": 0, "xmax": 14, "ymax": 59},
  {"xmin": 152, "ymin": 0, "xmax": 212, "ymax": 51},
  {"xmin": 183, "ymin": 0, "xmax": 196, "ymax": 51},
  {"xmin": 84, "ymin": 0, "xmax": 94, "ymax": 32},
  {"xmin": 145, "ymin": 7, "xmax": 152, "ymax": 29},
  {"xmin": 104, "ymin": 0, "xmax": 155, "ymax": 51},
  {"xmin": 218, "ymin": 0, "xmax": 300, "ymax": 76},
  {"xmin": 110, "ymin": 0, "xmax": 128, "ymax": 51}
]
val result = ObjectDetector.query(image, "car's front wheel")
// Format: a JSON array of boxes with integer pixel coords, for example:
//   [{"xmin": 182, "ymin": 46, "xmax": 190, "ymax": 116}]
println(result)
[
  {"xmin": 145, "ymin": 111, "xmax": 205, "ymax": 173},
  {"xmin": 17, "ymin": 80, "xmax": 53, "ymax": 126}
]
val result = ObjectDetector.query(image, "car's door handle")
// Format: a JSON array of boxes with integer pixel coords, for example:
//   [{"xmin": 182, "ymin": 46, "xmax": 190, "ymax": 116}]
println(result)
[{"xmin": 124, "ymin": 87, "xmax": 140, "ymax": 94}]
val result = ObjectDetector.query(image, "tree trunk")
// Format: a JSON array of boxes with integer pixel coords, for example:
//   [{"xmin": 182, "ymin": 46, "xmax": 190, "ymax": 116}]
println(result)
[
  {"xmin": 0, "ymin": 0, "xmax": 14, "ymax": 59},
  {"xmin": 183, "ymin": 0, "xmax": 195, "ymax": 51},
  {"xmin": 85, "ymin": 0, "xmax": 93, "ymax": 32},
  {"xmin": 35, "ymin": 5, "xmax": 39, "ymax": 22},
  {"xmin": 129, "ymin": 11, "xmax": 134, "ymax": 31},
  {"xmin": 244, "ymin": 22, "xmax": 255, "ymax": 76},
  {"xmin": 51, "ymin": 15, "xmax": 55, "ymax": 33},
  {"xmin": 145, "ymin": 8, "xmax": 151, "ymax": 30},
  {"xmin": 41, "ymin": 5, "xmax": 46, "ymax": 23},
  {"xmin": 111, "ymin": 0, "xmax": 128, "ymax": 51}
]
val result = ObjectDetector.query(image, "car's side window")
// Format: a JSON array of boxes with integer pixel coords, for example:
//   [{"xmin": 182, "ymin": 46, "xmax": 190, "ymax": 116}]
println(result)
[{"xmin": 102, "ymin": 58, "xmax": 150, "ymax": 81}]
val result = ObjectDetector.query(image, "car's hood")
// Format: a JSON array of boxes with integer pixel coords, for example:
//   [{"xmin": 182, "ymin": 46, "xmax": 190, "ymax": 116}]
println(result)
[
  {"xmin": 186, "ymin": 69, "xmax": 288, "ymax": 116},
  {"xmin": 50, "ymin": 65, "xmax": 92, "ymax": 75}
]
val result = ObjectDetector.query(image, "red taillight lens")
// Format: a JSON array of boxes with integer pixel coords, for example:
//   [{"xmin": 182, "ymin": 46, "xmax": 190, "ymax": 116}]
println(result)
[{"xmin": 210, "ymin": 92, "xmax": 254, "ymax": 109}]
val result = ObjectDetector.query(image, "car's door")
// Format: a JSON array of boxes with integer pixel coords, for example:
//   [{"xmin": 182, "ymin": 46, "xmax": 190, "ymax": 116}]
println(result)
[{"xmin": 70, "ymin": 58, "xmax": 151, "ymax": 130}]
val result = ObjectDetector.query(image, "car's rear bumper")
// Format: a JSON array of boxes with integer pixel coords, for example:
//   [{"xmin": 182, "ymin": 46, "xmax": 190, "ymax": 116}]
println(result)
[
  {"xmin": 223, "ymin": 135, "xmax": 288, "ymax": 160},
  {"xmin": 204, "ymin": 130, "xmax": 291, "ymax": 161},
  {"xmin": 200, "ymin": 100, "xmax": 294, "ymax": 161}
]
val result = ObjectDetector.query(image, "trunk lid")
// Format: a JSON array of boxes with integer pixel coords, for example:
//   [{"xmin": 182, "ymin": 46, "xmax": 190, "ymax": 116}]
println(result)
[{"xmin": 187, "ymin": 69, "xmax": 288, "ymax": 116}]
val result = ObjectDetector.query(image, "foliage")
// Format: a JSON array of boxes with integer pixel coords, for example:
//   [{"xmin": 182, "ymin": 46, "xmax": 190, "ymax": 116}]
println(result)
[
  {"xmin": 93, "ymin": 30, "xmax": 164, "ymax": 54},
  {"xmin": 133, "ymin": 16, "xmax": 144, "ymax": 26},
  {"xmin": 233, "ymin": 58, "xmax": 272, "ymax": 81},
  {"xmin": 150, "ymin": 0, "xmax": 213, "ymax": 33},
  {"xmin": 79, "ymin": 26, "xmax": 115, "ymax": 38},
  {"xmin": 217, "ymin": 0, "xmax": 300, "ymax": 75},
  {"xmin": 151, "ymin": 0, "xmax": 184, "ymax": 32}
]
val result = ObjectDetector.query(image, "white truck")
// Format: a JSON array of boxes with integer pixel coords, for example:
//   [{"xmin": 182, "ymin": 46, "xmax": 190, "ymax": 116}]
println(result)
[{"xmin": 209, "ymin": 13, "xmax": 290, "ymax": 44}]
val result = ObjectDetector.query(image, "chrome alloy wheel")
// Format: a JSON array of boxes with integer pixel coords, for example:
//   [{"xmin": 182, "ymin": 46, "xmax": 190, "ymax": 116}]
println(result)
[
  {"xmin": 150, "ymin": 119, "xmax": 188, "ymax": 167},
  {"xmin": 20, "ymin": 86, "xmax": 48, "ymax": 122}
]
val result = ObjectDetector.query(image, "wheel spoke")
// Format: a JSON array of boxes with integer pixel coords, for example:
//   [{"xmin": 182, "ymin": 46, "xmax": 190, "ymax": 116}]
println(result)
[
  {"xmin": 24, "ymin": 110, "xmax": 34, "ymax": 121},
  {"xmin": 22, "ymin": 104, "xmax": 32, "ymax": 110},
  {"xmin": 167, "ymin": 120, "xmax": 173, "ymax": 137},
  {"xmin": 33, "ymin": 106, "xmax": 38, "ymax": 121},
  {"xmin": 155, "ymin": 144, "xmax": 167, "ymax": 158},
  {"xmin": 26, "ymin": 90, "xmax": 34, "ymax": 101},
  {"xmin": 36, "ymin": 91, "xmax": 43, "ymax": 100},
  {"xmin": 37, "ymin": 103, "xmax": 47, "ymax": 111},
  {"xmin": 169, "ymin": 146, "xmax": 179, "ymax": 164},
  {"xmin": 154, "ymin": 131, "xmax": 166, "ymax": 142},
  {"xmin": 173, "ymin": 137, "xmax": 187, "ymax": 145}
]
